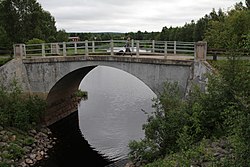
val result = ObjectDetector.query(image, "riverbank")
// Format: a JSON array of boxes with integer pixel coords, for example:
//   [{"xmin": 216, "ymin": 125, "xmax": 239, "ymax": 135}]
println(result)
[{"xmin": 0, "ymin": 125, "xmax": 56, "ymax": 167}]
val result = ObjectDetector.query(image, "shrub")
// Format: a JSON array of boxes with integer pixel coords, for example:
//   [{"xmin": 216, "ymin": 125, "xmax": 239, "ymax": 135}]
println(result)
[
  {"xmin": 129, "ymin": 55, "xmax": 250, "ymax": 166},
  {"xmin": 0, "ymin": 80, "xmax": 46, "ymax": 130},
  {"xmin": 7, "ymin": 143, "xmax": 25, "ymax": 159}
]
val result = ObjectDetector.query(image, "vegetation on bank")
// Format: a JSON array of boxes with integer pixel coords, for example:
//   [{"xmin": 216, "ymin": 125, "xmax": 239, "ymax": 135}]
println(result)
[
  {"xmin": 0, "ymin": 81, "xmax": 46, "ymax": 130},
  {"xmin": 0, "ymin": 81, "xmax": 49, "ymax": 166},
  {"xmin": 128, "ymin": 55, "xmax": 250, "ymax": 166},
  {"xmin": 74, "ymin": 89, "xmax": 88, "ymax": 100}
]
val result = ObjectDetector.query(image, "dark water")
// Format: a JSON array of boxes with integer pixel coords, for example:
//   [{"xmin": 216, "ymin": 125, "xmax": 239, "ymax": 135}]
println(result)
[{"xmin": 36, "ymin": 66, "xmax": 156, "ymax": 167}]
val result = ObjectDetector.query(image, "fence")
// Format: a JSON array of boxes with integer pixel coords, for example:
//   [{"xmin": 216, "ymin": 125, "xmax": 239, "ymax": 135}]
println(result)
[
  {"xmin": 207, "ymin": 48, "xmax": 250, "ymax": 60},
  {"xmin": 13, "ymin": 40, "xmax": 196, "ymax": 58}
]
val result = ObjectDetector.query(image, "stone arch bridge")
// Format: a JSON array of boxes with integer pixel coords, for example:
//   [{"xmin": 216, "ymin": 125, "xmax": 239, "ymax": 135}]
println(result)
[{"xmin": 0, "ymin": 40, "xmax": 210, "ymax": 125}]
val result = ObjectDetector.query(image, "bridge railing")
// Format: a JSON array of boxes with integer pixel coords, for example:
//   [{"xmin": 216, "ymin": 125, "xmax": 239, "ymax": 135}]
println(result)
[{"xmin": 13, "ymin": 40, "xmax": 197, "ymax": 59}]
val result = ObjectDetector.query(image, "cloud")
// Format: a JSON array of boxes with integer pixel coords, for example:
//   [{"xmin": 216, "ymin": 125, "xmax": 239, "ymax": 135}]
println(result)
[{"xmin": 37, "ymin": 0, "xmax": 243, "ymax": 32}]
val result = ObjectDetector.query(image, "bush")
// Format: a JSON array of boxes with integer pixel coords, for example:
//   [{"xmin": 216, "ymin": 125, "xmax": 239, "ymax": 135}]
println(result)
[
  {"xmin": 26, "ymin": 38, "xmax": 45, "ymax": 45},
  {"xmin": 0, "ymin": 80, "xmax": 46, "ymax": 130},
  {"xmin": 128, "ymin": 55, "xmax": 250, "ymax": 166},
  {"xmin": 128, "ymin": 82, "xmax": 188, "ymax": 165}
]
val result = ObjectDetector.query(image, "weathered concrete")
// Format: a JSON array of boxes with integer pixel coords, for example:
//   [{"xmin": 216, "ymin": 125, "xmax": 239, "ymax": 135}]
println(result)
[
  {"xmin": 0, "ymin": 55, "xmax": 211, "ymax": 125},
  {"xmin": 0, "ymin": 58, "xmax": 31, "ymax": 93}
]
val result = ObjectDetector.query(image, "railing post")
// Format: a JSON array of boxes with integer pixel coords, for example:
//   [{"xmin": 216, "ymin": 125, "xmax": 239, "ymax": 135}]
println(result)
[
  {"xmin": 152, "ymin": 40, "xmax": 155, "ymax": 53},
  {"xmin": 195, "ymin": 41, "xmax": 207, "ymax": 61},
  {"xmin": 136, "ymin": 41, "xmax": 140, "ymax": 57},
  {"xmin": 164, "ymin": 42, "xmax": 168, "ymax": 59},
  {"xmin": 63, "ymin": 42, "xmax": 67, "ymax": 56},
  {"xmin": 85, "ymin": 40, "xmax": 89, "ymax": 56},
  {"xmin": 92, "ymin": 41, "xmax": 95, "ymax": 53},
  {"xmin": 23, "ymin": 45, "xmax": 26, "ymax": 58},
  {"xmin": 42, "ymin": 43, "xmax": 45, "ymax": 57},
  {"xmin": 74, "ymin": 42, "xmax": 78, "ymax": 54},
  {"xmin": 174, "ymin": 41, "xmax": 177, "ymax": 54},
  {"xmin": 14, "ymin": 44, "xmax": 25, "ymax": 58},
  {"xmin": 110, "ymin": 40, "xmax": 114, "ymax": 56},
  {"xmin": 51, "ymin": 43, "xmax": 60, "ymax": 55},
  {"xmin": 131, "ymin": 39, "xmax": 134, "ymax": 53}
]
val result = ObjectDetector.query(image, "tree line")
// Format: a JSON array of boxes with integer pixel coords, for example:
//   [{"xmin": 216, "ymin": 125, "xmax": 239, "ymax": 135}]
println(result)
[
  {"xmin": 0, "ymin": 0, "xmax": 68, "ymax": 50},
  {"xmin": 0, "ymin": 0, "xmax": 249, "ymax": 52},
  {"xmin": 127, "ymin": 1, "xmax": 250, "ymax": 50}
]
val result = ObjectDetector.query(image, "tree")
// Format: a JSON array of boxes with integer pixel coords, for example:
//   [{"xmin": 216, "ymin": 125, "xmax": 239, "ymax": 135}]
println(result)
[
  {"xmin": 56, "ymin": 29, "xmax": 69, "ymax": 42},
  {"xmin": 0, "ymin": 26, "xmax": 12, "ymax": 49},
  {"xmin": 0, "ymin": 0, "xmax": 57, "ymax": 44},
  {"xmin": 193, "ymin": 15, "xmax": 209, "ymax": 41},
  {"xmin": 205, "ymin": 6, "xmax": 250, "ymax": 49}
]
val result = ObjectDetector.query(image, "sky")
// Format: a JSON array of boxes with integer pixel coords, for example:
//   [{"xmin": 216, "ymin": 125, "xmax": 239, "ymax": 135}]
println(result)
[{"xmin": 37, "ymin": 0, "xmax": 243, "ymax": 33}]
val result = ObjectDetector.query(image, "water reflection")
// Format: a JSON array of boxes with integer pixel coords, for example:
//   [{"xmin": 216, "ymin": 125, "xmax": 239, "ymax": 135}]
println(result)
[{"xmin": 78, "ymin": 66, "xmax": 157, "ymax": 162}]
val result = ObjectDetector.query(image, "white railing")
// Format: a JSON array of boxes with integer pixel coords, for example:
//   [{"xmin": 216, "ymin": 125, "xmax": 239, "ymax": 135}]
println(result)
[{"xmin": 13, "ymin": 40, "xmax": 195, "ymax": 58}]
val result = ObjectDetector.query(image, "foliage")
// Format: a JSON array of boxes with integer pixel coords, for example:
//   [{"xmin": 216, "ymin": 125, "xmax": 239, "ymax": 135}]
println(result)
[
  {"xmin": 26, "ymin": 38, "xmax": 45, "ymax": 45},
  {"xmin": 0, "ymin": 25, "xmax": 11, "ymax": 49},
  {"xmin": 204, "ymin": 4, "xmax": 250, "ymax": 49},
  {"xmin": 242, "ymin": 32, "xmax": 250, "ymax": 51},
  {"xmin": 0, "ymin": 127, "xmax": 37, "ymax": 166},
  {"xmin": 144, "ymin": 139, "xmax": 217, "ymax": 167},
  {"xmin": 0, "ymin": 57, "xmax": 12, "ymax": 66},
  {"xmin": 7, "ymin": 143, "xmax": 25, "ymax": 159},
  {"xmin": 56, "ymin": 29, "xmax": 69, "ymax": 42},
  {"xmin": 0, "ymin": 80, "xmax": 46, "ymax": 130},
  {"xmin": 0, "ymin": 0, "xmax": 57, "ymax": 44},
  {"xmin": 128, "ymin": 82, "xmax": 187, "ymax": 165},
  {"xmin": 128, "ymin": 54, "xmax": 250, "ymax": 166},
  {"xmin": 158, "ymin": 22, "xmax": 195, "ymax": 42},
  {"xmin": 23, "ymin": 136, "xmax": 35, "ymax": 146},
  {"xmin": 74, "ymin": 89, "xmax": 88, "ymax": 99}
]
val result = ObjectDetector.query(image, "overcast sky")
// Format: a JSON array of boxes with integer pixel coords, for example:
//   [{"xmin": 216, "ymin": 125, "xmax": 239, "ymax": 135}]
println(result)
[{"xmin": 37, "ymin": 0, "xmax": 243, "ymax": 33}]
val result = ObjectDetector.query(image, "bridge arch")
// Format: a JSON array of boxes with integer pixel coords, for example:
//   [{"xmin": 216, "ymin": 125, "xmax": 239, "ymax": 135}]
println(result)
[
  {"xmin": 38, "ymin": 57, "xmax": 192, "ymax": 125},
  {"xmin": 44, "ymin": 64, "xmax": 159, "ymax": 125}
]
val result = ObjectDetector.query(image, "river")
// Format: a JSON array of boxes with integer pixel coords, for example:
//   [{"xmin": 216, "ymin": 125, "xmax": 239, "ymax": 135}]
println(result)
[{"xmin": 35, "ymin": 66, "xmax": 156, "ymax": 167}]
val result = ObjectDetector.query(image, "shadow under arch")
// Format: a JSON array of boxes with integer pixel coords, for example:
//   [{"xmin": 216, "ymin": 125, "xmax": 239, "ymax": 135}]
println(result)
[{"xmin": 44, "ymin": 65, "xmax": 97, "ymax": 126}]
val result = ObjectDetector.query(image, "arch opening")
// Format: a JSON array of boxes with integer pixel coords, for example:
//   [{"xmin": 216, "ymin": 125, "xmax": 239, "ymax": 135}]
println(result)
[{"xmin": 43, "ymin": 64, "xmax": 158, "ymax": 126}]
